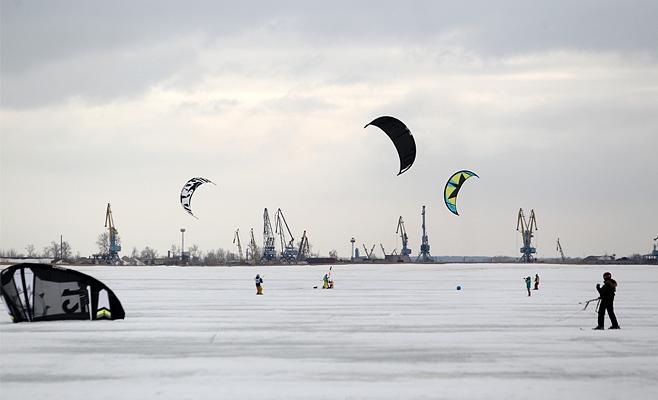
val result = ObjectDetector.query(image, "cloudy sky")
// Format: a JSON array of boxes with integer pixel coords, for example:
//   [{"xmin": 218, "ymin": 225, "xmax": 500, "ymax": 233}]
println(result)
[{"xmin": 1, "ymin": 0, "xmax": 657, "ymax": 259}]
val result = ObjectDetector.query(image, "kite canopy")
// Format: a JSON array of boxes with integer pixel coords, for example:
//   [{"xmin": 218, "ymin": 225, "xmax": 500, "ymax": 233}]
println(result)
[
  {"xmin": 444, "ymin": 170, "xmax": 479, "ymax": 216},
  {"xmin": 0, "ymin": 263, "xmax": 125, "ymax": 323},
  {"xmin": 180, "ymin": 177, "xmax": 214, "ymax": 218},
  {"xmin": 364, "ymin": 116, "xmax": 416, "ymax": 175}
]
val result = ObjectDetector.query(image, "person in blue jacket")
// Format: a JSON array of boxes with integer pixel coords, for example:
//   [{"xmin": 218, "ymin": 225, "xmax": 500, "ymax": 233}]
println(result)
[
  {"xmin": 255, "ymin": 274, "xmax": 263, "ymax": 295},
  {"xmin": 524, "ymin": 276, "xmax": 532, "ymax": 296}
]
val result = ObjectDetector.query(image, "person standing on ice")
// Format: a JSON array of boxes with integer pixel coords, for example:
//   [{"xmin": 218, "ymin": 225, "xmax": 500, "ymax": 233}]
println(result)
[
  {"xmin": 524, "ymin": 276, "xmax": 532, "ymax": 296},
  {"xmin": 255, "ymin": 274, "xmax": 263, "ymax": 295},
  {"xmin": 593, "ymin": 272, "xmax": 620, "ymax": 330},
  {"xmin": 533, "ymin": 274, "xmax": 540, "ymax": 290}
]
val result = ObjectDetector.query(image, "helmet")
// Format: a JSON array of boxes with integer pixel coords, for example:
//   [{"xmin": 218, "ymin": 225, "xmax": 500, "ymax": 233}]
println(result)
[{"xmin": 603, "ymin": 272, "xmax": 612, "ymax": 279}]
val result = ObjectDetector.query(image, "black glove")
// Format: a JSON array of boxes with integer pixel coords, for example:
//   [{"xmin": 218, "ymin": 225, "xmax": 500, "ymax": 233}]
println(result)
[{"xmin": 596, "ymin": 283, "xmax": 601, "ymax": 289}]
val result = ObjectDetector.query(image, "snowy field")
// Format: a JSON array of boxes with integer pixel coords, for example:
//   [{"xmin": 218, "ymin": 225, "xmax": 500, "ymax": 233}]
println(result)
[{"xmin": 1, "ymin": 263, "xmax": 657, "ymax": 400}]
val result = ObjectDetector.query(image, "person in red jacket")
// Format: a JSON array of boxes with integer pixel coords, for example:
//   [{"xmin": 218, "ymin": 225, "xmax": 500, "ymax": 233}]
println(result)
[{"xmin": 593, "ymin": 272, "xmax": 620, "ymax": 330}]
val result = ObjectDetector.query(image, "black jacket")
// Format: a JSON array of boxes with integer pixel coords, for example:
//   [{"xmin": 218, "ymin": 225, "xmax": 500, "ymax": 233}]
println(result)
[{"xmin": 597, "ymin": 278, "xmax": 617, "ymax": 302}]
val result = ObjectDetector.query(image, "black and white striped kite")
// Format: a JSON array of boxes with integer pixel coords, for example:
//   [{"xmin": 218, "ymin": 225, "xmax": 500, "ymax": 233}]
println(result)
[{"xmin": 180, "ymin": 177, "xmax": 215, "ymax": 218}]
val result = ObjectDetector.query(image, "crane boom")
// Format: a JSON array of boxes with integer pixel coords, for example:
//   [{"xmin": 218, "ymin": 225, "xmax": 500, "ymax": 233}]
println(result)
[
  {"xmin": 396, "ymin": 216, "xmax": 411, "ymax": 256},
  {"xmin": 233, "ymin": 229, "xmax": 243, "ymax": 262},
  {"xmin": 517, "ymin": 208, "xmax": 538, "ymax": 262}
]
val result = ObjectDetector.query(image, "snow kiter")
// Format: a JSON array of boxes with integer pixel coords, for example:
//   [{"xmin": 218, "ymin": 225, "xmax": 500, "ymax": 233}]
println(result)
[
  {"xmin": 364, "ymin": 116, "xmax": 416, "ymax": 175},
  {"xmin": 444, "ymin": 170, "xmax": 478, "ymax": 215},
  {"xmin": 180, "ymin": 177, "xmax": 215, "ymax": 218},
  {"xmin": 0, "ymin": 263, "xmax": 125, "ymax": 323}
]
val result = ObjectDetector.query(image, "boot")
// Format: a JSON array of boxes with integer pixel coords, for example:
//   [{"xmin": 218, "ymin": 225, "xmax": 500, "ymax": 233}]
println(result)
[
  {"xmin": 609, "ymin": 326, "xmax": 621, "ymax": 330},
  {"xmin": 592, "ymin": 326, "xmax": 604, "ymax": 330}
]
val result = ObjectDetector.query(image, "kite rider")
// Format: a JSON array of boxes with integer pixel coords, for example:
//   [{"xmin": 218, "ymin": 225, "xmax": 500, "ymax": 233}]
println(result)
[
  {"xmin": 322, "ymin": 273, "xmax": 334, "ymax": 289},
  {"xmin": 534, "ymin": 274, "xmax": 540, "ymax": 290},
  {"xmin": 255, "ymin": 274, "xmax": 263, "ymax": 295},
  {"xmin": 593, "ymin": 272, "xmax": 620, "ymax": 330},
  {"xmin": 524, "ymin": 276, "xmax": 532, "ymax": 297}
]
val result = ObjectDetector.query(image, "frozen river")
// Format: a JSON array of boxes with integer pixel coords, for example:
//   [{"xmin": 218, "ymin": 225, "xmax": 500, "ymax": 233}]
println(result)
[{"xmin": 1, "ymin": 263, "xmax": 657, "ymax": 399}]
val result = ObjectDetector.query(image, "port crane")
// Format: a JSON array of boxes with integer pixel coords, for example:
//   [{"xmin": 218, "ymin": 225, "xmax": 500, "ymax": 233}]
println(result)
[
  {"xmin": 556, "ymin": 237, "xmax": 566, "ymax": 263},
  {"xmin": 363, "ymin": 244, "xmax": 376, "ymax": 259},
  {"xmin": 517, "ymin": 208, "xmax": 538, "ymax": 262},
  {"xmin": 246, "ymin": 228, "xmax": 259, "ymax": 264},
  {"xmin": 297, "ymin": 230, "xmax": 310, "ymax": 261},
  {"xmin": 417, "ymin": 206, "xmax": 432, "ymax": 262},
  {"xmin": 396, "ymin": 216, "xmax": 411, "ymax": 256},
  {"xmin": 380, "ymin": 244, "xmax": 387, "ymax": 257},
  {"xmin": 275, "ymin": 208, "xmax": 299, "ymax": 262},
  {"xmin": 262, "ymin": 208, "xmax": 277, "ymax": 260},
  {"xmin": 233, "ymin": 229, "xmax": 244, "ymax": 262},
  {"xmin": 104, "ymin": 203, "xmax": 121, "ymax": 264}
]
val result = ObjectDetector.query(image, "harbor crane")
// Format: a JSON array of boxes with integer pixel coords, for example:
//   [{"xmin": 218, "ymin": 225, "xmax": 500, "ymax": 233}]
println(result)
[
  {"xmin": 246, "ymin": 228, "xmax": 260, "ymax": 264},
  {"xmin": 417, "ymin": 206, "xmax": 432, "ymax": 262},
  {"xmin": 297, "ymin": 230, "xmax": 310, "ymax": 261},
  {"xmin": 233, "ymin": 229, "xmax": 244, "ymax": 262},
  {"xmin": 275, "ymin": 208, "xmax": 299, "ymax": 262},
  {"xmin": 396, "ymin": 216, "xmax": 411, "ymax": 256},
  {"xmin": 104, "ymin": 203, "xmax": 121, "ymax": 264},
  {"xmin": 363, "ymin": 244, "xmax": 376, "ymax": 259},
  {"xmin": 380, "ymin": 243, "xmax": 387, "ymax": 257},
  {"xmin": 517, "ymin": 208, "xmax": 538, "ymax": 262},
  {"xmin": 262, "ymin": 208, "xmax": 277, "ymax": 261},
  {"xmin": 556, "ymin": 237, "xmax": 566, "ymax": 263}
]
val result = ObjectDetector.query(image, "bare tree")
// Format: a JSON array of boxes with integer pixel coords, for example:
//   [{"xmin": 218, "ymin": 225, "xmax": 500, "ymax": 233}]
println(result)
[
  {"xmin": 169, "ymin": 244, "xmax": 179, "ymax": 258},
  {"xmin": 140, "ymin": 246, "xmax": 158, "ymax": 259},
  {"xmin": 189, "ymin": 244, "xmax": 201, "ymax": 259},
  {"xmin": 97, "ymin": 232, "xmax": 121, "ymax": 255},
  {"xmin": 25, "ymin": 244, "xmax": 38, "ymax": 257}
]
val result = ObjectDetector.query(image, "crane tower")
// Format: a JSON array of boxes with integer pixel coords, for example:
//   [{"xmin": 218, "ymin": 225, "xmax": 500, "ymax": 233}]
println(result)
[
  {"xmin": 275, "ymin": 208, "xmax": 299, "ymax": 262},
  {"xmin": 104, "ymin": 203, "xmax": 121, "ymax": 264},
  {"xmin": 517, "ymin": 208, "xmax": 538, "ymax": 262},
  {"xmin": 396, "ymin": 216, "xmax": 411, "ymax": 256},
  {"xmin": 417, "ymin": 206, "xmax": 432, "ymax": 262},
  {"xmin": 556, "ymin": 237, "xmax": 566, "ymax": 263},
  {"xmin": 262, "ymin": 208, "xmax": 277, "ymax": 260}
]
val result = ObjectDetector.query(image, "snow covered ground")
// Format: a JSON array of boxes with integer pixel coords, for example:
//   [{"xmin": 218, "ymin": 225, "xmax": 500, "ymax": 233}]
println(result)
[{"xmin": 1, "ymin": 263, "xmax": 657, "ymax": 400}]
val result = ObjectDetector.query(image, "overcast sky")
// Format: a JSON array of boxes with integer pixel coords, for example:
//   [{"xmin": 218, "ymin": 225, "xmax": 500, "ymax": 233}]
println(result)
[{"xmin": 1, "ymin": 0, "xmax": 657, "ymax": 259}]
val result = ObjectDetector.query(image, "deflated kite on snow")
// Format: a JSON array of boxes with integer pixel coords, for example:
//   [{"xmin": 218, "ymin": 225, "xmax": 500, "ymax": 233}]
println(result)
[
  {"xmin": 444, "ymin": 170, "xmax": 479, "ymax": 216},
  {"xmin": 180, "ymin": 177, "xmax": 215, "ymax": 218},
  {"xmin": 364, "ymin": 116, "xmax": 416, "ymax": 175},
  {"xmin": 0, "ymin": 263, "xmax": 125, "ymax": 323}
]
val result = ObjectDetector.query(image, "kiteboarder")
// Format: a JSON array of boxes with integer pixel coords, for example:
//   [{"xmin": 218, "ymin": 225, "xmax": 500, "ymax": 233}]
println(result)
[
  {"xmin": 524, "ymin": 276, "xmax": 532, "ymax": 296},
  {"xmin": 593, "ymin": 272, "xmax": 620, "ymax": 330},
  {"xmin": 533, "ymin": 274, "xmax": 540, "ymax": 290},
  {"xmin": 322, "ymin": 273, "xmax": 334, "ymax": 289},
  {"xmin": 255, "ymin": 274, "xmax": 263, "ymax": 295}
]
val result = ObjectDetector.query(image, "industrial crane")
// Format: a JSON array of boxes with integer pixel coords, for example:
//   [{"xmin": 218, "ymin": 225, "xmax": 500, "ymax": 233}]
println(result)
[
  {"xmin": 233, "ymin": 229, "xmax": 243, "ymax": 262},
  {"xmin": 363, "ymin": 244, "xmax": 376, "ymax": 259},
  {"xmin": 297, "ymin": 230, "xmax": 310, "ymax": 261},
  {"xmin": 396, "ymin": 216, "xmax": 411, "ymax": 256},
  {"xmin": 262, "ymin": 208, "xmax": 277, "ymax": 261},
  {"xmin": 275, "ymin": 208, "xmax": 299, "ymax": 262},
  {"xmin": 380, "ymin": 243, "xmax": 387, "ymax": 257},
  {"xmin": 104, "ymin": 203, "xmax": 121, "ymax": 264},
  {"xmin": 246, "ymin": 228, "xmax": 259, "ymax": 264},
  {"xmin": 556, "ymin": 237, "xmax": 566, "ymax": 263},
  {"xmin": 517, "ymin": 208, "xmax": 538, "ymax": 262},
  {"xmin": 417, "ymin": 206, "xmax": 432, "ymax": 262}
]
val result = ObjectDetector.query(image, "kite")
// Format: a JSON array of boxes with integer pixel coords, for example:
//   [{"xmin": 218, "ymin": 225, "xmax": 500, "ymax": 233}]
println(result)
[
  {"xmin": 180, "ymin": 177, "xmax": 215, "ymax": 218},
  {"xmin": 444, "ymin": 170, "xmax": 479, "ymax": 215},
  {"xmin": 0, "ymin": 263, "xmax": 125, "ymax": 323},
  {"xmin": 364, "ymin": 116, "xmax": 416, "ymax": 175}
]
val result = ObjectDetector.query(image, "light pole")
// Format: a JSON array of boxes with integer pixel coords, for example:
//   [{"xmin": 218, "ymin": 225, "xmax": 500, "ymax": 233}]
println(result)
[{"xmin": 180, "ymin": 228, "xmax": 186, "ymax": 264}]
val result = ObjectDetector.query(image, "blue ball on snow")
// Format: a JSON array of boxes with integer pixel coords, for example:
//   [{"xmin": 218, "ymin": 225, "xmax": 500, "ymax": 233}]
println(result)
[{"xmin": 456, "ymin": 285, "xmax": 462, "ymax": 290}]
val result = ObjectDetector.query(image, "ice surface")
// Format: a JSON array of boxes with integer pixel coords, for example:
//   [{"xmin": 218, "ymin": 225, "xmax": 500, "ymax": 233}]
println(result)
[{"xmin": 1, "ymin": 263, "xmax": 657, "ymax": 399}]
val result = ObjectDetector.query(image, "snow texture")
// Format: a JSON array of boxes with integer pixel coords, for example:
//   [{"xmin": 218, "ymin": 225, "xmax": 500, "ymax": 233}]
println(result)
[{"xmin": 1, "ymin": 263, "xmax": 657, "ymax": 399}]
